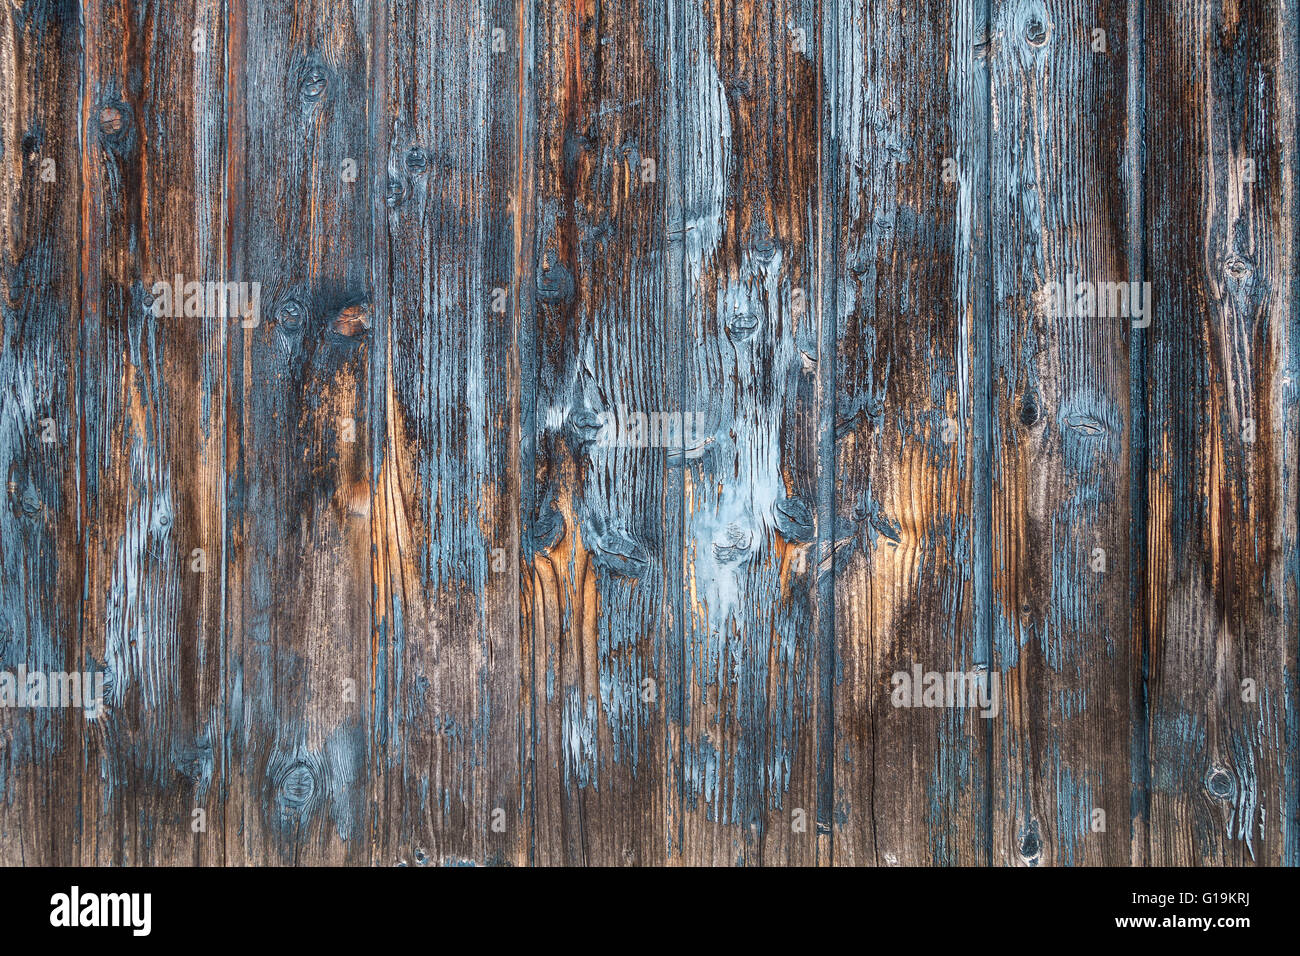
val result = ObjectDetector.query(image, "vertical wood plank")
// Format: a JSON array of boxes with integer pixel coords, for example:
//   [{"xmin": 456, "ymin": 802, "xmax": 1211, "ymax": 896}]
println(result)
[
  {"xmin": 369, "ymin": 0, "xmax": 528, "ymax": 866},
  {"xmin": 829, "ymin": 0, "xmax": 991, "ymax": 865},
  {"xmin": 988, "ymin": 0, "xmax": 1137, "ymax": 866},
  {"xmin": 225, "ymin": 0, "xmax": 374, "ymax": 864},
  {"xmin": 0, "ymin": 0, "xmax": 85, "ymax": 865},
  {"xmin": 74, "ymin": 0, "xmax": 229, "ymax": 865},
  {"xmin": 670, "ymin": 0, "xmax": 825, "ymax": 865},
  {"xmin": 524, "ymin": 0, "xmax": 675, "ymax": 865},
  {"xmin": 1145, "ymin": 0, "xmax": 1299, "ymax": 866}
]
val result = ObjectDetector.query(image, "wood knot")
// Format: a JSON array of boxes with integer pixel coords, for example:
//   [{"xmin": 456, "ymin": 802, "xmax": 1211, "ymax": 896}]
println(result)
[
  {"xmin": 98, "ymin": 105, "xmax": 125, "ymax": 137},
  {"xmin": 531, "ymin": 503, "xmax": 565, "ymax": 553},
  {"xmin": 277, "ymin": 762, "xmax": 318, "ymax": 809},
  {"xmin": 713, "ymin": 525, "xmax": 754, "ymax": 564},
  {"xmin": 774, "ymin": 497, "xmax": 814, "ymax": 542},
  {"xmin": 1224, "ymin": 255, "xmax": 1254, "ymax": 281},
  {"xmin": 405, "ymin": 147, "xmax": 429, "ymax": 175},
  {"xmin": 747, "ymin": 235, "xmax": 779, "ymax": 264},
  {"xmin": 1025, "ymin": 16, "xmax": 1049, "ymax": 46},
  {"xmin": 726, "ymin": 310, "xmax": 760, "ymax": 338},
  {"xmin": 1019, "ymin": 820, "xmax": 1043, "ymax": 863},
  {"xmin": 1207, "ymin": 767, "xmax": 1235, "ymax": 799},
  {"xmin": 1019, "ymin": 390, "xmax": 1041, "ymax": 427},
  {"xmin": 275, "ymin": 298, "xmax": 307, "ymax": 331},
  {"xmin": 725, "ymin": 79, "xmax": 752, "ymax": 103},
  {"xmin": 591, "ymin": 529, "xmax": 651, "ymax": 578},
  {"xmin": 10, "ymin": 478, "xmax": 42, "ymax": 517},
  {"xmin": 568, "ymin": 409, "xmax": 605, "ymax": 445},
  {"xmin": 97, "ymin": 102, "xmax": 133, "ymax": 151},
  {"xmin": 1065, "ymin": 413, "xmax": 1106, "ymax": 437},
  {"xmin": 332, "ymin": 304, "xmax": 371, "ymax": 337},
  {"xmin": 299, "ymin": 65, "xmax": 330, "ymax": 105},
  {"xmin": 174, "ymin": 746, "xmax": 212, "ymax": 782},
  {"xmin": 385, "ymin": 176, "xmax": 409, "ymax": 208},
  {"xmin": 537, "ymin": 260, "xmax": 575, "ymax": 304}
]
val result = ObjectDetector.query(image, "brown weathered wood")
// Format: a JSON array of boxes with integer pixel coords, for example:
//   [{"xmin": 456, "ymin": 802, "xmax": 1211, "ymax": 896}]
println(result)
[
  {"xmin": 25, "ymin": 0, "xmax": 231, "ymax": 866},
  {"xmin": 369, "ymin": 0, "xmax": 528, "ymax": 867},
  {"xmin": 828, "ymin": 0, "xmax": 991, "ymax": 866},
  {"xmin": 1144, "ymin": 0, "xmax": 1298, "ymax": 867},
  {"xmin": 0, "ymin": 0, "xmax": 88, "ymax": 865},
  {"xmin": 522, "ymin": 0, "xmax": 675, "ymax": 867},
  {"xmin": 0, "ymin": 0, "xmax": 1296, "ymax": 869},
  {"xmin": 987, "ymin": 0, "xmax": 1137, "ymax": 866},
  {"xmin": 224, "ymin": 0, "xmax": 375, "ymax": 864},
  {"xmin": 672, "ymin": 0, "xmax": 825, "ymax": 866}
]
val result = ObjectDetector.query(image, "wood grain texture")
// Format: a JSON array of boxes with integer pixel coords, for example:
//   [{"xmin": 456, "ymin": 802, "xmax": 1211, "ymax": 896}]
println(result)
[
  {"xmin": 77, "ymin": 0, "xmax": 229, "ymax": 866},
  {"xmin": 370, "ymin": 0, "xmax": 527, "ymax": 867},
  {"xmin": 524, "ymin": 0, "xmax": 674, "ymax": 866},
  {"xmin": 225, "ymin": 0, "xmax": 374, "ymax": 864},
  {"xmin": 0, "ymin": 0, "xmax": 85, "ymax": 865},
  {"xmin": 988, "ymin": 0, "xmax": 1136, "ymax": 867},
  {"xmin": 829, "ymin": 0, "xmax": 991, "ymax": 867},
  {"xmin": 1, "ymin": 0, "xmax": 1296, "ymax": 866},
  {"xmin": 1144, "ymin": 0, "xmax": 1298, "ymax": 866},
  {"xmin": 673, "ymin": 0, "xmax": 823, "ymax": 866}
]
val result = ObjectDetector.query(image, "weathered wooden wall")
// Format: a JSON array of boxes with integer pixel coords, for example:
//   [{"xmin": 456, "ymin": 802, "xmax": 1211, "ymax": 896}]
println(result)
[{"xmin": 1, "ymin": 0, "xmax": 1296, "ymax": 866}]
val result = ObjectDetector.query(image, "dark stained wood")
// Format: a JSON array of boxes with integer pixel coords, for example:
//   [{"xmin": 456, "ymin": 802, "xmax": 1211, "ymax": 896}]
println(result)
[
  {"xmin": 0, "ymin": 0, "xmax": 87, "ymax": 865},
  {"xmin": 0, "ymin": 0, "xmax": 1295, "ymax": 867},
  {"xmin": 75, "ymin": 0, "xmax": 230, "ymax": 866},
  {"xmin": 829, "ymin": 0, "xmax": 991, "ymax": 866},
  {"xmin": 988, "ymin": 0, "xmax": 1137, "ymax": 866},
  {"xmin": 1144, "ymin": 0, "xmax": 1298, "ymax": 867},
  {"xmin": 369, "ymin": 0, "xmax": 527, "ymax": 867},
  {"xmin": 224, "ymin": 0, "xmax": 375, "ymax": 864},
  {"xmin": 672, "ymin": 0, "xmax": 825, "ymax": 866},
  {"xmin": 523, "ymin": 0, "xmax": 675, "ymax": 867}
]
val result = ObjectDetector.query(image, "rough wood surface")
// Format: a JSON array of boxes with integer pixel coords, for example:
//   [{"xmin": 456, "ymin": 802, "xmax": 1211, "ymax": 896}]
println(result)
[
  {"xmin": 829, "ymin": 0, "xmax": 991, "ymax": 867},
  {"xmin": 988, "ymin": 0, "xmax": 1136, "ymax": 868},
  {"xmin": 673, "ymin": 0, "xmax": 823, "ymax": 866},
  {"xmin": 1144, "ymin": 0, "xmax": 1298, "ymax": 867},
  {"xmin": 1, "ymin": 0, "xmax": 1296, "ymax": 866}
]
